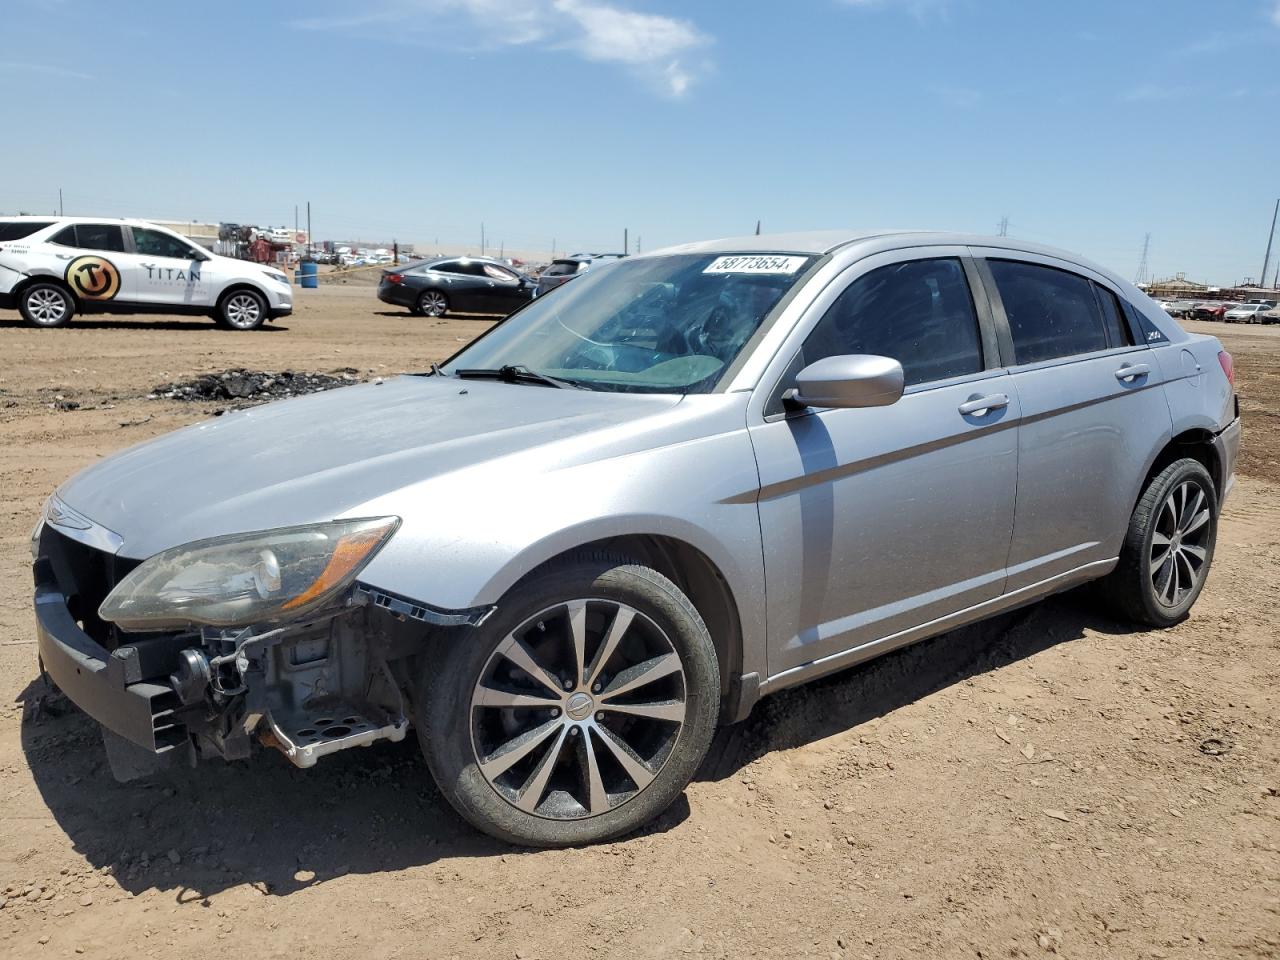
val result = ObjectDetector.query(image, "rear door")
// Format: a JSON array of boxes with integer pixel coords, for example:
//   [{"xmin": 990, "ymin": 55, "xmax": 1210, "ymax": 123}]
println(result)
[
  {"xmin": 749, "ymin": 250, "xmax": 1020, "ymax": 676},
  {"xmin": 45, "ymin": 223, "xmax": 135, "ymax": 306},
  {"xmin": 973, "ymin": 251, "xmax": 1173, "ymax": 590},
  {"xmin": 127, "ymin": 226, "xmax": 213, "ymax": 308}
]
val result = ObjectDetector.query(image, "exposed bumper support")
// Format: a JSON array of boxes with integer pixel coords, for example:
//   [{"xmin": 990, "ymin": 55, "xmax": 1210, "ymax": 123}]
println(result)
[
  {"xmin": 356, "ymin": 583, "xmax": 494, "ymax": 627},
  {"xmin": 33, "ymin": 560, "xmax": 184, "ymax": 755}
]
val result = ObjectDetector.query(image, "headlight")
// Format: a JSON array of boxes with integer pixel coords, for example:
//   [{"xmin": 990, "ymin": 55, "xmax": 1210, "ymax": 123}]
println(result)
[
  {"xmin": 99, "ymin": 517, "xmax": 399, "ymax": 632},
  {"xmin": 264, "ymin": 270, "xmax": 290, "ymax": 286}
]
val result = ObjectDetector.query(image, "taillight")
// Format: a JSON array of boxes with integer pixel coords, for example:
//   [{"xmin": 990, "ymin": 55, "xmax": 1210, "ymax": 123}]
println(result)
[
  {"xmin": 384, "ymin": 273, "xmax": 403, "ymax": 284},
  {"xmin": 1218, "ymin": 350, "xmax": 1234, "ymax": 387}
]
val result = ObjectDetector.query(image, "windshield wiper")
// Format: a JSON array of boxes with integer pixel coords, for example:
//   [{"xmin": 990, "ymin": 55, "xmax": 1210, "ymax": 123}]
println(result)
[{"xmin": 454, "ymin": 364, "xmax": 584, "ymax": 389}]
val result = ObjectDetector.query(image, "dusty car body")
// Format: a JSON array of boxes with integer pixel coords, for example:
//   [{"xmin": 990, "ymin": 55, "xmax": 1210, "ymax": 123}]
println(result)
[{"xmin": 32, "ymin": 230, "xmax": 1239, "ymax": 846}]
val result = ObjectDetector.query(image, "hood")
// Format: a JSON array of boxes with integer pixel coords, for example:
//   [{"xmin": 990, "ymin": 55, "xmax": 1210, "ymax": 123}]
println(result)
[{"xmin": 56, "ymin": 375, "xmax": 682, "ymax": 559}]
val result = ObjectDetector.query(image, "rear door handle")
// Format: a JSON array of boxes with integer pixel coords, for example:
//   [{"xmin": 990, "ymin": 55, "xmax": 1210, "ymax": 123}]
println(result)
[
  {"xmin": 958, "ymin": 393, "xmax": 1010, "ymax": 416},
  {"xmin": 1115, "ymin": 363, "xmax": 1150, "ymax": 382}
]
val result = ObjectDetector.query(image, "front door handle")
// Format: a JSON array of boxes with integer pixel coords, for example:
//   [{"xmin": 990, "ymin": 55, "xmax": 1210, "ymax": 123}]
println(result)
[
  {"xmin": 958, "ymin": 393, "xmax": 1010, "ymax": 416},
  {"xmin": 1115, "ymin": 363, "xmax": 1151, "ymax": 382}
]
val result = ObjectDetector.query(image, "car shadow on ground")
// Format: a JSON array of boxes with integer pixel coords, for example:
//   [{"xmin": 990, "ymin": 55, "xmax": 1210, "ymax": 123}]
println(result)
[
  {"xmin": 0, "ymin": 317, "xmax": 291, "ymax": 332},
  {"xmin": 698, "ymin": 590, "xmax": 1142, "ymax": 782},
  {"xmin": 17, "ymin": 589, "xmax": 1134, "ymax": 901}
]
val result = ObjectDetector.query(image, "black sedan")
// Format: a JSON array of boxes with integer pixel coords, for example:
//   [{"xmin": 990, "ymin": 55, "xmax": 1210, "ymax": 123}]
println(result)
[{"xmin": 377, "ymin": 257, "xmax": 536, "ymax": 317}]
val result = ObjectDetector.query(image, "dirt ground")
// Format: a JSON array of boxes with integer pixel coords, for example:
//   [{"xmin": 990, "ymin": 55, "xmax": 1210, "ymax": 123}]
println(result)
[{"xmin": 0, "ymin": 293, "xmax": 1276, "ymax": 960}]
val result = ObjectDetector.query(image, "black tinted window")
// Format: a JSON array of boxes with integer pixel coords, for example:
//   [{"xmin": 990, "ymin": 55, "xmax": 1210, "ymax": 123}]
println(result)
[
  {"xmin": 802, "ymin": 258, "xmax": 984, "ymax": 387},
  {"xmin": 990, "ymin": 260, "xmax": 1108, "ymax": 363},
  {"xmin": 77, "ymin": 224, "xmax": 125, "ymax": 252},
  {"xmin": 49, "ymin": 226, "xmax": 79, "ymax": 247},
  {"xmin": 132, "ymin": 227, "xmax": 195, "ymax": 259},
  {"xmin": 0, "ymin": 221, "xmax": 53, "ymax": 241},
  {"xmin": 1094, "ymin": 284, "xmax": 1132, "ymax": 347}
]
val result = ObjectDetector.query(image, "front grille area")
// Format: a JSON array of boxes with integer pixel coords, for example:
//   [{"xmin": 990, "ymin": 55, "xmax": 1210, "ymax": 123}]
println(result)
[{"xmin": 38, "ymin": 527, "xmax": 141, "ymax": 650}]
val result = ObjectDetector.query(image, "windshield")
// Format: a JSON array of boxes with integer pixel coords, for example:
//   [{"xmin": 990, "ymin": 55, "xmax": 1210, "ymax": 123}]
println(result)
[{"xmin": 445, "ymin": 252, "xmax": 815, "ymax": 393}]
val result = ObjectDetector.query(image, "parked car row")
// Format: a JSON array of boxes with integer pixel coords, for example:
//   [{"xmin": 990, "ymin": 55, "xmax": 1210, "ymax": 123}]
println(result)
[{"xmin": 1160, "ymin": 298, "xmax": 1279, "ymax": 324}]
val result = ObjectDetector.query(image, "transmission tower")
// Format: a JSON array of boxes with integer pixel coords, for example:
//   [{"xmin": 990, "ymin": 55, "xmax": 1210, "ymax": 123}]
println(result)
[
  {"xmin": 1134, "ymin": 233, "xmax": 1151, "ymax": 285},
  {"xmin": 996, "ymin": 216, "xmax": 1009, "ymax": 237}
]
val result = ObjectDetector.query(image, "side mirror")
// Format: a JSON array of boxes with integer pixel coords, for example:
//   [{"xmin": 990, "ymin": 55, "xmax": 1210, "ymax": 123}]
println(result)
[{"xmin": 785, "ymin": 354, "xmax": 905, "ymax": 410}]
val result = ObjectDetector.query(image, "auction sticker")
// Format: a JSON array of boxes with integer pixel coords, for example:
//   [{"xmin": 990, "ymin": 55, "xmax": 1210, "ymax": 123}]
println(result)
[{"xmin": 703, "ymin": 254, "xmax": 807, "ymax": 275}]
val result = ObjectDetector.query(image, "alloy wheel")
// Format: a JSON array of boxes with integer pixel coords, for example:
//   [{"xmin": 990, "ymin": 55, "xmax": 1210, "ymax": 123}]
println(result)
[
  {"xmin": 224, "ymin": 293, "xmax": 262, "ymax": 328},
  {"xmin": 26, "ymin": 288, "xmax": 69, "ymax": 325},
  {"xmin": 469, "ymin": 599, "xmax": 687, "ymax": 820},
  {"xmin": 420, "ymin": 291, "xmax": 447, "ymax": 317},
  {"xmin": 1150, "ymin": 479, "xmax": 1211, "ymax": 607}
]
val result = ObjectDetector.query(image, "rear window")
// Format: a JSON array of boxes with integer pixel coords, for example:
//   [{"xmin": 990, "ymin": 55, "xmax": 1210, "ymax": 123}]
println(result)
[
  {"xmin": 543, "ymin": 260, "xmax": 583, "ymax": 277},
  {"xmin": 0, "ymin": 221, "xmax": 53, "ymax": 241}
]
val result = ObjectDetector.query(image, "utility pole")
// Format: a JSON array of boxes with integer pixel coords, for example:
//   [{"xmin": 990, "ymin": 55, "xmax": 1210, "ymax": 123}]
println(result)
[
  {"xmin": 1260, "ymin": 199, "xmax": 1279, "ymax": 291},
  {"xmin": 294, "ymin": 204, "xmax": 298, "ymax": 238},
  {"xmin": 58, "ymin": 188, "xmax": 63, "ymax": 216},
  {"xmin": 306, "ymin": 201, "xmax": 312, "ymax": 258},
  {"xmin": 499, "ymin": 241, "xmax": 504, "ymax": 259},
  {"xmin": 481, "ymin": 222, "xmax": 485, "ymax": 257},
  {"xmin": 1134, "ymin": 233, "xmax": 1151, "ymax": 285},
  {"xmin": 637, "ymin": 235, "xmax": 642, "ymax": 253},
  {"xmin": 755, "ymin": 220, "xmax": 761, "ymax": 236},
  {"xmin": 624, "ymin": 228, "xmax": 628, "ymax": 255}
]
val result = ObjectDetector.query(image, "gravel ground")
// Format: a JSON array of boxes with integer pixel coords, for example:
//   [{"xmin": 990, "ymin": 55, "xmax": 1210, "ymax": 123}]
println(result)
[{"xmin": 0, "ymin": 294, "xmax": 1276, "ymax": 960}]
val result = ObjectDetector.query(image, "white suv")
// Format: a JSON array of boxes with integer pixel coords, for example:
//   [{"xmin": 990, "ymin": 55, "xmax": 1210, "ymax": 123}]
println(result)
[{"xmin": 0, "ymin": 217, "xmax": 293, "ymax": 330}]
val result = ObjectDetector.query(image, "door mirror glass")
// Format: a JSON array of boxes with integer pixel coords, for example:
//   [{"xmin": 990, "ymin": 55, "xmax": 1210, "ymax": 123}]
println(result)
[{"xmin": 787, "ymin": 354, "xmax": 905, "ymax": 409}]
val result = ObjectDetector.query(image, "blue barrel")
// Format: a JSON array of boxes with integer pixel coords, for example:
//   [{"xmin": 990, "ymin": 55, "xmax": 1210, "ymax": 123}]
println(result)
[{"xmin": 300, "ymin": 260, "xmax": 319, "ymax": 289}]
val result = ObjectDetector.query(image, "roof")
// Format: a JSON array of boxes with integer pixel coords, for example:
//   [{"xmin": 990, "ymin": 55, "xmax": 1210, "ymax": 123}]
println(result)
[{"xmin": 645, "ymin": 230, "xmax": 1128, "ymax": 285}]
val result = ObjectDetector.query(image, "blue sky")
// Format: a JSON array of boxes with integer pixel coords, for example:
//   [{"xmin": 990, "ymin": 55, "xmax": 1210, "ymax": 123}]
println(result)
[{"xmin": 3, "ymin": 0, "xmax": 1279, "ymax": 282}]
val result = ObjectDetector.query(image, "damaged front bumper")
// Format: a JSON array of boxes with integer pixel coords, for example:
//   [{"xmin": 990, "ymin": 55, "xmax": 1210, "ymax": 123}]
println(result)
[{"xmin": 32, "ymin": 528, "xmax": 492, "ymax": 782}]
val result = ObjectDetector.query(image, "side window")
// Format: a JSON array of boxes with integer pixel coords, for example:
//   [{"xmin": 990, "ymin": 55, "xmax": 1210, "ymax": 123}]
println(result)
[
  {"xmin": 483, "ymin": 263, "xmax": 517, "ymax": 282},
  {"xmin": 800, "ymin": 257, "xmax": 984, "ymax": 388},
  {"xmin": 73, "ymin": 224, "xmax": 125, "ymax": 253},
  {"xmin": 131, "ymin": 227, "xmax": 196, "ymax": 259},
  {"xmin": 0, "ymin": 221, "xmax": 53, "ymax": 241},
  {"xmin": 48, "ymin": 225, "xmax": 79, "ymax": 248},
  {"xmin": 1093, "ymin": 284, "xmax": 1133, "ymax": 347},
  {"xmin": 988, "ymin": 260, "xmax": 1108, "ymax": 364},
  {"xmin": 1124, "ymin": 300, "xmax": 1169, "ymax": 345}
]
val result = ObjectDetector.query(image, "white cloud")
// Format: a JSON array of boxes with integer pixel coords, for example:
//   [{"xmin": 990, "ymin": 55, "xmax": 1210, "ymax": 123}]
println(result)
[
  {"xmin": 0, "ymin": 60, "xmax": 93, "ymax": 81},
  {"xmin": 294, "ymin": 0, "xmax": 710, "ymax": 98},
  {"xmin": 1272, "ymin": 0, "xmax": 1280, "ymax": 26}
]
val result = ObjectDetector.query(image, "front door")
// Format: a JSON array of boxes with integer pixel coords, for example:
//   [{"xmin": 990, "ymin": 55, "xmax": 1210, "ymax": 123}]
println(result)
[
  {"xmin": 750, "ymin": 253, "xmax": 1019, "ymax": 677},
  {"xmin": 127, "ymin": 226, "xmax": 214, "ymax": 308},
  {"xmin": 975, "ymin": 254, "xmax": 1174, "ymax": 590}
]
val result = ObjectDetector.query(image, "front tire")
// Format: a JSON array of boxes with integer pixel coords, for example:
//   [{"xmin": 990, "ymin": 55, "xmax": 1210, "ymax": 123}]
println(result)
[
  {"xmin": 216, "ymin": 288, "xmax": 267, "ymax": 330},
  {"xmin": 1098, "ymin": 458, "xmax": 1217, "ymax": 627},
  {"xmin": 19, "ymin": 282, "xmax": 76, "ymax": 328},
  {"xmin": 417, "ymin": 553, "xmax": 719, "ymax": 847}
]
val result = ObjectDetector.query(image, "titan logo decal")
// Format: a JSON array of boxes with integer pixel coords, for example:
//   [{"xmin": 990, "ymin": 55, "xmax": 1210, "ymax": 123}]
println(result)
[{"xmin": 64, "ymin": 256, "xmax": 121, "ymax": 301}]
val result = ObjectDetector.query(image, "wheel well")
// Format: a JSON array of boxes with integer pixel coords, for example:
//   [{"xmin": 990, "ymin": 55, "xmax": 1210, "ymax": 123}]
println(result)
[
  {"xmin": 1143, "ymin": 429, "xmax": 1220, "ymax": 499},
  {"xmin": 13, "ymin": 274, "xmax": 78, "ymax": 307},
  {"xmin": 216, "ymin": 283, "xmax": 268, "ymax": 309},
  {"xmin": 522, "ymin": 536, "xmax": 743, "ymax": 704}
]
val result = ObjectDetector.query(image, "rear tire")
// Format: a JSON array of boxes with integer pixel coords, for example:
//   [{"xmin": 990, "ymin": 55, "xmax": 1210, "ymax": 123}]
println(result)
[
  {"xmin": 1097, "ymin": 458, "xmax": 1217, "ymax": 628},
  {"xmin": 416, "ymin": 552, "xmax": 719, "ymax": 847},
  {"xmin": 19, "ymin": 282, "xmax": 75, "ymax": 328},
  {"xmin": 416, "ymin": 290, "xmax": 449, "ymax": 317},
  {"xmin": 216, "ymin": 288, "xmax": 267, "ymax": 330}
]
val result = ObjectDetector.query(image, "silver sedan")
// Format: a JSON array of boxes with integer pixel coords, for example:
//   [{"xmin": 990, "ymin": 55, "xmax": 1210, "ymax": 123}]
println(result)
[{"xmin": 32, "ymin": 230, "xmax": 1240, "ymax": 846}]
